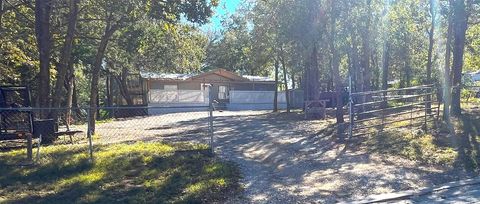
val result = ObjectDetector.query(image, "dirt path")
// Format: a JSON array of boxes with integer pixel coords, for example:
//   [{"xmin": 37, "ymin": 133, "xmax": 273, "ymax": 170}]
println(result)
[{"xmin": 212, "ymin": 111, "xmax": 475, "ymax": 203}]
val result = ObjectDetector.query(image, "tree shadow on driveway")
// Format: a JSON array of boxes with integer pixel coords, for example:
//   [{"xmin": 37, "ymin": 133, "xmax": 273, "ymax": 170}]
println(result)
[{"xmin": 205, "ymin": 111, "xmax": 476, "ymax": 203}]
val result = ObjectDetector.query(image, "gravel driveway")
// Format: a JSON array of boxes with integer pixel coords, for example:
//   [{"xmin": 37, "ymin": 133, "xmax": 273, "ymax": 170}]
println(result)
[
  {"xmin": 211, "ymin": 111, "xmax": 475, "ymax": 203},
  {"xmin": 88, "ymin": 110, "xmax": 476, "ymax": 203}
]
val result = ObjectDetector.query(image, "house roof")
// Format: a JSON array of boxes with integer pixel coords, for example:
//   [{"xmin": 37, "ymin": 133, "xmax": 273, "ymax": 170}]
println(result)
[
  {"xmin": 140, "ymin": 72, "xmax": 194, "ymax": 80},
  {"xmin": 189, "ymin": 69, "xmax": 249, "ymax": 81},
  {"xmin": 140, "ymin": 69, "xmax": 274, "ymax": 82},
  {"xmin": 243, "ymin": 75, "xmax": 275, "ymax": 82}
]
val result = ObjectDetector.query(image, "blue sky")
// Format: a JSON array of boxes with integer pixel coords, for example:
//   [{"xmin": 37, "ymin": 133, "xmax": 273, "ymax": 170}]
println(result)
[{"xmin": 201, "ymin": 0, "xmax": 242, "ymax": 32}]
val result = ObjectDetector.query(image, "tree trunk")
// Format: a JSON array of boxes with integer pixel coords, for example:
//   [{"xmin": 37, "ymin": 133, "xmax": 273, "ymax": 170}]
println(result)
[
  {"xmin": 291, "ymin": 72, "xmax": 296, "ymax": 90},
  {"xmin": 65, "ymin": 67, "xmax": 74, "ymax": 131},
  {"xmin": 34, "ymin": 0, "xmax": 52, "ymax": 111},
  {"xmin": 0, "ymin": 0, "xmax": 3, "ymax": 29},
  {"xmin": 72, "ymin": 76, "xmax": 82, "ymax": 117},
  {"xmin": 273, "ymin": 57, "xmax": 279, "ymax": 112},
  {"xmin": 106, "ymin": 72, "xmax": 113, "ymax": 107},
  {"xmin": 400, "ymin": 29, "xmax": 412, "ymax": 89},
  {"xmin": 105, "ymin": 64, "xmax": 113, "ymax": 118},
  {"xmin": 51, "ymin": 0, "xmax": 79, "ymax": 117},
  {"xmin": 88, "ymin": 22, "xmax": 116, "ymax": 134},
  {"xmin": 309, "ymin": 45, "xmax": 320, "ymax": 101},
  {"xmin": 330, "ymin": 3, "xmax": 344, "ymax": 124},
  {"xmin": 426, "ymin": 0, "xmax": 436, "ymax": 114},
  {"xmin": 381, "ymin": 42, "xmax": 390, "ymax": 109},
  {"xmin": 443, "ymin": 16, "xmax": 454, "ymax": 121},
  {"xmin": 450, "ymin": 0, "xmax": 468, "ymax": 116},
  {"xmin": 280, "ymin": 47, "xmax": 290, "ymax": 113},
  {"xmin": 381, "ymin": 43, "xmax": 390, "ymax": 91},
  {"xmin": 361, "ymin": 0, "xmax": 372, "ymax": 93},
  {"xmin": 115, "ymin": 67, "xmax": 134, "ymax": 106},
  {"xmin": 349, "ymin": 32, "xmax": 359, "ymax": 92}
]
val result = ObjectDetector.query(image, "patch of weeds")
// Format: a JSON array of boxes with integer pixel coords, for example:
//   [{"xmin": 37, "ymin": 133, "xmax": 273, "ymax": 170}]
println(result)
[
  {"xmin": 392, "ymin": 120, "xmax": 411, "ymax": 128},
  {"xmin": 366, "ymin": 130, "xmax": 458, "ymax": 166}
]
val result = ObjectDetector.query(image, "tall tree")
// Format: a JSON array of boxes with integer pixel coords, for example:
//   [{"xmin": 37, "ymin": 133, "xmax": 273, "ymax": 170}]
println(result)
[
  {"xmin": 0, "ymin": 0, "xmax": 3, "ymax": 29},
  {"xmin": 85, "ymin": 0, "xmax": 217, "ymax": 134},
  {"xmin": 444, "ymin": 11, "xmax": 454, "ymax": 121},
  {"xmin": 34, "ymin": 0, "xmax": 52, "ymax": 109},
  {"xmin": 329, "ymin": 0, "xmax": 344, "ymax": 124},
  {"xmin": 380, "ymin": 1, "xmax": 391, "ymax": 92},
  {"xmin": 425, "ymin": 0, "xmax": 436, "ymax": 113},
  {"xmin": 450, "ymin": 0, "xmax": 469, "ymax": 116},
  {"xmin": 51, "ymin": 0, "xmax": 79, "ymax": 115},
  {"xmin": 361, "ymin": 0, "xmax": 372, "ymax": 93},
  {"xmin": 273, "ymin": 57, "xmax": 279, "ymax": 112},
  {"xmin": 280, "ymin": 45, "xmax": 290, "ymax": 113},
  {"xmin": 86, "ymin": 0, "xmax": 146, "ymax": 130}
]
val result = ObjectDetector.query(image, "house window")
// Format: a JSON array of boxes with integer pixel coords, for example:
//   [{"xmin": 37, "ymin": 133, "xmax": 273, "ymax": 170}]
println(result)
[
  {"xmin": 164, "ymin": 85, "xmax": 177, "ymax": 91},
  {"xmin": 218, "ymin": 85, "xmax": 229, "ymax": 99}
]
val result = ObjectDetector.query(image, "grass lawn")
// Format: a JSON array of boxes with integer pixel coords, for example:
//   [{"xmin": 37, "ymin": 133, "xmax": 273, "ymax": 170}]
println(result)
[{"xmin": 0, "ymin": 142, "xmax": 241, "ymax": 203}]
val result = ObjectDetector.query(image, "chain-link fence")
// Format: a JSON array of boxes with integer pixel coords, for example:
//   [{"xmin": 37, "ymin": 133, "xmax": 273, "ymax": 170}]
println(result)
[{"xmin": 0, "ymin": 106, "xmax": 213, "ymax": 166}]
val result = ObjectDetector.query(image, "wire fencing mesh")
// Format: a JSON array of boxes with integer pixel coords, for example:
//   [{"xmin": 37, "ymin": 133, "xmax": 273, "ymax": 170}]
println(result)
[
  {"xmin": 0, "ymin": 106, "xmax": 213, "ymax": 166},
  {"xmin": 92, "ymin": 106, "xmax": 212, "ymax": 146},
  {"xmin": 0, "ymin": 107, "xmax": 87, "ymax": 166}
]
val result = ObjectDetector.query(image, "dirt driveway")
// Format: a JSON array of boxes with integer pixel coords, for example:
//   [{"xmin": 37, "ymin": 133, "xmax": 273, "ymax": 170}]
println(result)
[
  {"xmin": 89, "ymin": 110, "xmax": 475, "ymax": 203},
  {"xmin": 211, "ymin": 111, "xmax": 475, "ymax": 203}
]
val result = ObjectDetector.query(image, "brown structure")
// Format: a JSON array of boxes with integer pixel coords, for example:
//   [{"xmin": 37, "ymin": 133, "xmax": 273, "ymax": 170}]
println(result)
[
  {"xmin": 142, "ymin": 69, "xmax": 276, "ymax": 106},
  {"xmin": 110, "ymin": 69, "xmax": 305, "ymax": 113}
]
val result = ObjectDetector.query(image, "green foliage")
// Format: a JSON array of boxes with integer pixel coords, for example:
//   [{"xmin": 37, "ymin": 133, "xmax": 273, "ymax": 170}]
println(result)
[
  {"xmin": 134, "ymin": 22, "xmax": 208, "ymax": 73},
  {"xmin": 0, "ymin": 1, "xmax": 38, "ymax": 89},
  {"xmin": 206, "ymin": 13, "xmax": 263, "ymax": 74},
  {"xmin": 0, "ymin": 0, "xmax": 218, "ymax": 107},
  {"xmin": 0, "ymin": 142, "xmax": 240, "ymax": 203},
  {"xmin": 1, "ymin": 0, "xmax": 479, "ymax": 110},
  {"xmin": 465, "ymin": 24, "xmax": 480, "ymax": 72}
]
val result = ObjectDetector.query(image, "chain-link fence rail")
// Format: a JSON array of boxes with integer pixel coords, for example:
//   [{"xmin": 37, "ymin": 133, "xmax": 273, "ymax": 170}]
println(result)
[
  {"xmin": 0, "ymin": 106, "xmax": 213, "ymax": 166},
  {"xmin": 0, "ymin": 107, "xmax": 89, "ymax": 166},
  {"xmin": 92, "ymin": 106, "xmax": 212, "ymax": 147}
]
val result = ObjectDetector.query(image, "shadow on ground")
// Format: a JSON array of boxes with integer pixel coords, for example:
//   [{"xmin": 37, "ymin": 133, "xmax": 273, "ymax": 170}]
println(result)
[
  {"xmin": 195, "ymin": 111, "xmax": 480, "ymax": 203},
  {"xmin": 455, "ymin": 109, "xmax": 480, "ymax": 172},
  {"xmin": 0, "ymin": 143, "xmax": 240, "ymax": 204}
]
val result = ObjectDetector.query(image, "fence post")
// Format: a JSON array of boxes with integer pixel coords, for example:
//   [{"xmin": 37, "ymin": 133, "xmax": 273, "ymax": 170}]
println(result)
[
  {"xmin": 348, "ymin": 76, "xmax": 353, "ymax": 139},
  {"xmin": 86, "ymin": 108, "xmax": 94, "ymax": 162},
  {"xmin": 208, "ymin": 86, "xmax": 214, "ymax": 154},
  {"xmin": 36, "ymin": 134, "xmax": 42, "ymax": 162},
  {"xmin": 26, "ymin": 133, "xmax": 33, "ymax": 162},
  {"xmin": 424, "ymin": 87, "xmax": 429, "ymax": 133},
  {"xmin": 410, "ymin": 95, "xmax": 414, "ymax": 132}
]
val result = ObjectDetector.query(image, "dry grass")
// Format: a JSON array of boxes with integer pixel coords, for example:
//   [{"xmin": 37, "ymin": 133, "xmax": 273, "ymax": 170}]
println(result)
[{"xmin": 357, "ymin": 104, "xmax": 480, "ymax": 171}]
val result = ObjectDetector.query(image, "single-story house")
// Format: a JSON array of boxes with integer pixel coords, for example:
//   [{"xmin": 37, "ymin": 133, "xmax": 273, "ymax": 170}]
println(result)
[{"xmin": 135, "ymin": 69, "xmax": 303, "ymax": 113}]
